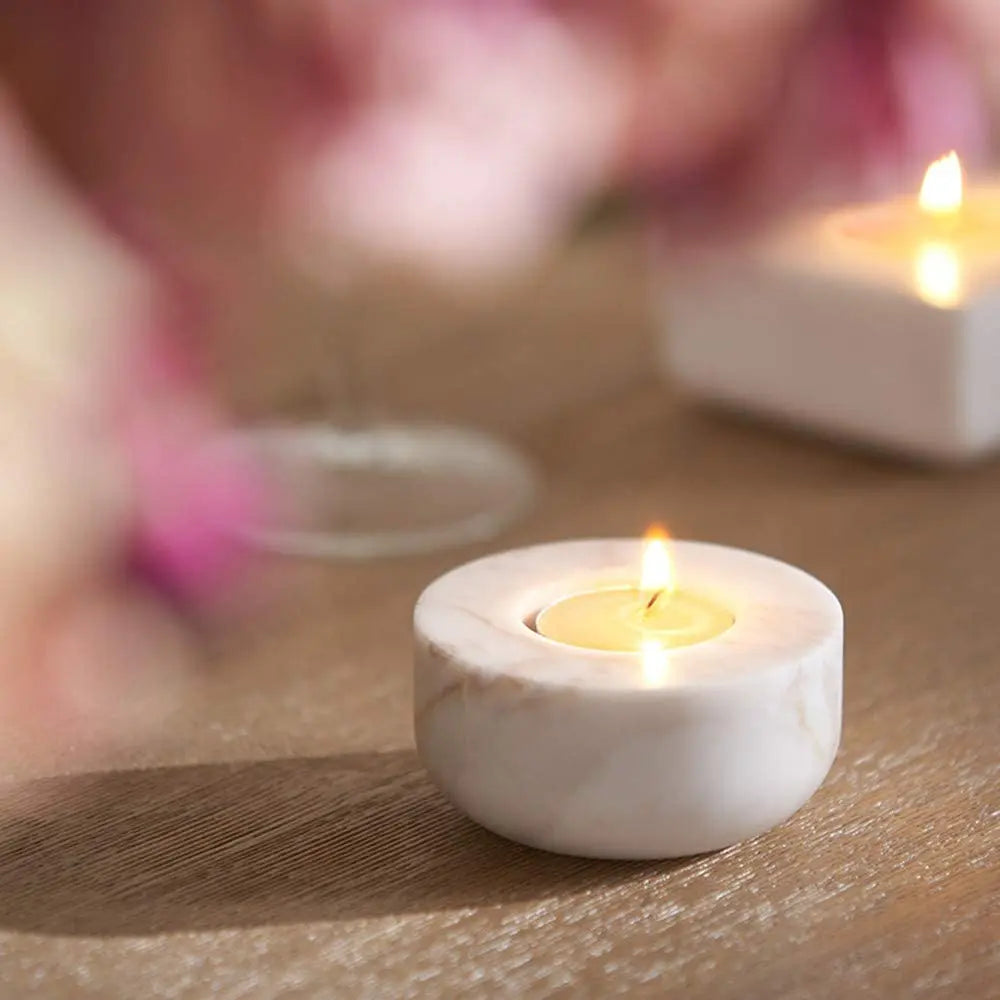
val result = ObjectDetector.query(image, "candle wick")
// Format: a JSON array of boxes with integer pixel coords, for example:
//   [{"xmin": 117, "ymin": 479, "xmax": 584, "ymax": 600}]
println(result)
[{"xmin": 644, "ymin": 590, "xmax": 664, "ymax": 613}]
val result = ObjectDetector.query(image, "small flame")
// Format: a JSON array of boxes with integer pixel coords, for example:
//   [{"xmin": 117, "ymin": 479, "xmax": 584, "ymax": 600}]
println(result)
[
  {"xmin": 640, "ymin": 637, "xmax": 669, "ymax": 686},
  {"xmin": 915, "ymin": 242, "xmax": 962, "ymax": 308},
  {"xmin": 640, "ymin": 524, "xmax": 674, "ymax": 595},
  {"xmin": 919, "ymin": 152, "xmax": 963, "ymax": 217}
]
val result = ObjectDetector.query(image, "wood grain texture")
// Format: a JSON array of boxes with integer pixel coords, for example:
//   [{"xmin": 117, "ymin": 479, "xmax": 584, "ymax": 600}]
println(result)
[{"xmin": 0, "ymin": 229, "xmax": 997, "ymax": 999}]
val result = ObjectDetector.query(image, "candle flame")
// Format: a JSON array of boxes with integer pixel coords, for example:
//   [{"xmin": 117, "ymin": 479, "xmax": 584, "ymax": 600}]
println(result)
[
  {"xmin": 641, "ymin": 524, "xmax": 674, "ymax": 596},
  {"xmin": 919, "ymin": 152, "xmax": 963, "ymax": 217},
  {"xmin": 915, "ymin": 242, "xmax": 962, "ymax": 308}
]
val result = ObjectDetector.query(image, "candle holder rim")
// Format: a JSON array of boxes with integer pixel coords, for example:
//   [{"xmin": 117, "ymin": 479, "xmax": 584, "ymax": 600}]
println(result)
[{"xmin": 415, "ymin": 538, "xmax": 842, "ymax": 692}]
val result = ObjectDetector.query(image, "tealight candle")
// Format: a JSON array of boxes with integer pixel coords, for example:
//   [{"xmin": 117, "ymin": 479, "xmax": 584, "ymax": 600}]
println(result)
[
  {"xmin": 837, "ymin": 153, "xmax": 1000, "ymax": 257},
  {"xmin": 831, "ymin": 152, "xmax": 1000, "ymax": 306},
  {"xmin": 414, "ymin": 532, "xmax": 842, "ymax": 859},
  {"xmin": 659, "ymin": 153, "xmax": 1000, "ymax": 461},
  {"xmin": 534, "ymin": 527, "xmax": 735, "ymax": 651}
]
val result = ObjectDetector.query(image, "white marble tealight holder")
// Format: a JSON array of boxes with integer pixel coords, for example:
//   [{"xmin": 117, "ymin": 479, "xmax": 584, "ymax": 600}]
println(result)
[
  {"xmin": 657, "ymin": 204, "xmax": 1000, "ymax": 462},
  {"xmin": 414, "ymin": 539, "xmax": 843, "ymax": 859}
]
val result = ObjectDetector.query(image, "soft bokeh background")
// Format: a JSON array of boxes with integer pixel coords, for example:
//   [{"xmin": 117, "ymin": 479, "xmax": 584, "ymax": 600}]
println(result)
[
  {"xmin": 0, "ymin": 7, "xmax": 999, "ymax": 998},
  {"xmin": 0, "ymin": 0, "xmax": 998, "ymax": 767}
]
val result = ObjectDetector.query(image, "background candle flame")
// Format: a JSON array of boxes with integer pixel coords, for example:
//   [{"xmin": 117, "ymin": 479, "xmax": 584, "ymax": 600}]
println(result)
[
  {"xmin": 641, "ymin": 524, "xmax": 674, "ymax": 595},
  {"xmin": 919, "ymin": 152, "xmax": 963, "ymax": 217}
]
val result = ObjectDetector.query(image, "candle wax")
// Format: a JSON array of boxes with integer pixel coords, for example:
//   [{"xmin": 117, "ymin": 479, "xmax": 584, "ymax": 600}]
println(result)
[
  {"xmin": 535, "ymin": 587, "xmax": 734, "ymax": 653},
  {"xmin": 834, "ymin": 192, "xmax": 1000, "ymax": 261}
]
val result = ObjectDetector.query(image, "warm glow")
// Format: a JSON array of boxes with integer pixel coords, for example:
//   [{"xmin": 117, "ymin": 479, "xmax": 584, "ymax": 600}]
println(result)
[
  {"xmin": 915, "ymin": 242, "xmax": 962, "ymax": 308},
  {"xmin": 640, "ymin": 637, "xmax": 669, "ymax": 686},
  {"xmin": 919, "ymin": 152, "xmax": 964, "ymax": 217},
  {"xmin": 640, "ymin": 524, "xmax": 674, "ymax": 595}
]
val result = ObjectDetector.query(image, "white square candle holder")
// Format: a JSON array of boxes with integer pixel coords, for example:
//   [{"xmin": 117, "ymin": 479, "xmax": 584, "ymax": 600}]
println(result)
[
  {"xmin": 414, "ymin": 539, "xmax": 842, "ymax": 860},
  {"xmin": 657, "ymin": 169, "xmax": 1000, "ymax": 462}
]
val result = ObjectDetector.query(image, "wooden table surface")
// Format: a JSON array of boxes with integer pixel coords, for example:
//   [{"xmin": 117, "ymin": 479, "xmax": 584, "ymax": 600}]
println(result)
[{"xmin": 0, "ymin": 229, "xmax": 997, "ymax": 999}]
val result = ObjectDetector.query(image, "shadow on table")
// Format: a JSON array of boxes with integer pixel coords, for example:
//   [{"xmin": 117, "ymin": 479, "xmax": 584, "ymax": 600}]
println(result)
[{"xmin": 0, "ymin": 750, "xmax": 690, "ymax": 936}]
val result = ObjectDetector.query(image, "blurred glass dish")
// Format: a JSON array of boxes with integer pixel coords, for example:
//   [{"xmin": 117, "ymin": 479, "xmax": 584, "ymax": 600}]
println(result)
[
  {"xmin": 223, "ymin": 420, "xmax": 535, "ymax": 559},
  {"xmin": 216, "ymin": 269, "xmax": 541, "ymax": 560}
]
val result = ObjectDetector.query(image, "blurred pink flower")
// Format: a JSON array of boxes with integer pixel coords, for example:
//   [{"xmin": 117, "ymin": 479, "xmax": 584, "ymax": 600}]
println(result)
[
  {"xmin": 121, "ymin": 327, "xmax": 269, "ymax": 607},
  {"xmin": 1, "ymin": 83, "xmax": 266, "ymax": 609},
  {"xmin": 0, "ymin": 87, "xmax": 266, "ymax": 756},
  {"xmin": 4, "ymin": 0, "xmax": 997, "ymax": 264},
  {"xmin": 634, "ymin": 0, "xmax": 995, "ymax": 233},
  {"xmin": 1, "ymin": 1, "xmax": 631, "ymax": 285},
  {"xmin": 288, "ymin": 0, "xmax": 627, "ymax": 281},
  {"xmin": 0, "ymin": 88, "xmax": 139, "ymax": 600}
]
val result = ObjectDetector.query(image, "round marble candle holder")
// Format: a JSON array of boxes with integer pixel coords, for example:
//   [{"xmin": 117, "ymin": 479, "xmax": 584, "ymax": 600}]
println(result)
[{"xmin": 414, "ymin": 540, "xmax": 843, "ymax": 859}]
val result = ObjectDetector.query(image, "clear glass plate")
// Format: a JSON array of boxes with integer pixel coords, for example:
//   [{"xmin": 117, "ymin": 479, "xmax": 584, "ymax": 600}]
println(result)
[{"xmin": 222, "ymin": 422, "xmax": 537, "ymax": 559}]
